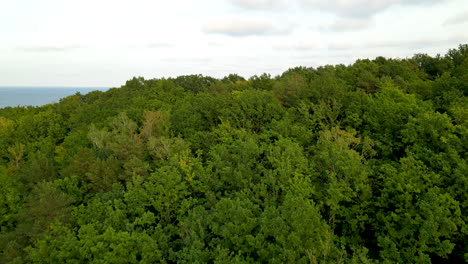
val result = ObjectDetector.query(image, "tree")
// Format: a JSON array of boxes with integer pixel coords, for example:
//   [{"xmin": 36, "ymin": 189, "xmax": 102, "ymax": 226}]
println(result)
[{"xmin": 374, "ymin": 157, "xmax": 463, "ymax": 262}]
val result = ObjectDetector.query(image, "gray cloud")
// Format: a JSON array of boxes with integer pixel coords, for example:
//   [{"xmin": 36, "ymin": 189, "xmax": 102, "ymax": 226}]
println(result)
[
  {"xmin": 321, "ymin": 18, "xmax": 374, "ymax": 32},
  {"xmin": 203, "ymin": 18, "xmax": 292, "ymax": 36},
  {"xmin": 300, "ymin": 0, "xmax": 445, "ymax": 17},
  {"xmin": 18, "ymin": 45, "xmax": 84, "ymax": 52},
  {"xmin": 230, "ymin": 0, "xmax": 291, "ymax": 10},
  {"xmin": 444, "ymin": 11, "xmax": 468, "ymax": 26}
]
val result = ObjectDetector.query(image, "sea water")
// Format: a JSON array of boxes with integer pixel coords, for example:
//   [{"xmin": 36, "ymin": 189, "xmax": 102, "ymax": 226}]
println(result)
[{"xmin": 0, "ymin": 87, "xmax": 109, "ymax": 109}]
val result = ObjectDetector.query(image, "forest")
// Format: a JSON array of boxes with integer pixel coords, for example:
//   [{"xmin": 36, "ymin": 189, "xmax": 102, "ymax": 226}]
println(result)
[{"xmin": 0, "ymin": 44, "xmax": 467, "ymax": 263}]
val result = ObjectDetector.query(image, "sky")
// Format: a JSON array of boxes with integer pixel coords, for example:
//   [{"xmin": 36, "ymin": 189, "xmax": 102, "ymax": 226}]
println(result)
[{"xmin": 1, "ymin": 0, "xmax": 467, "ymax": 87}]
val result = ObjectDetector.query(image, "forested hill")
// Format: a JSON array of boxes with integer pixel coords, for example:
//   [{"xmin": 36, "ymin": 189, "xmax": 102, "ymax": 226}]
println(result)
[{"xmin": 1, "ymin": 44, "xmax": 467, "ymax": 263}]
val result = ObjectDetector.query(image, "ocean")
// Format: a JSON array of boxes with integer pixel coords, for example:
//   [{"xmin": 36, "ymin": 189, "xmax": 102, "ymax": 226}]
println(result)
[{"xmin": 0, "ymin": 87, "xmax": 109, "ymax": 109}]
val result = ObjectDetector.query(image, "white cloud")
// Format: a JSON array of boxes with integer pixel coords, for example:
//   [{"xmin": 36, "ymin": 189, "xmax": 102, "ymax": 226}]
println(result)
[
  {"xmin": 328, "ymin": 43, "xmax": 356, "ymax": 50},
  {"xmin": 300, "ymin": 0, "xmax": 397, "ymax": 17},
  {"xmin": 230, "ymin": 0, "xmax": 291, "ymax": 10},
  {"xmin": 300, "ymin": 0, "xmax": 446, "ymax": 17},
  {"xmin": 17, "ymin": 45, "xmax": 84, "ymax": 53},
  {"xmin": 0, "ymin": 0, "xmax": 466, "ymax": 86},
  {"xmin": 294, "ymin": 41, "xmax": 318, "ymax": 50},
  {"xmin": 365, "ymin": 34, "xmax": 467, "ymax": 49},
  {"xmin": 203, "ymin": 17, "xmax": 292, "ymax": 36},
  {"xmin": 321, "ymin": 18, "xmax": 374, "ymax": 32},
  {"xmin": 146, "ymin": 43, "xmax": 174, "ymax": 49},
  {"xmin": 273, "ymin": 40, "xmax": 317, "ymax": 50}
]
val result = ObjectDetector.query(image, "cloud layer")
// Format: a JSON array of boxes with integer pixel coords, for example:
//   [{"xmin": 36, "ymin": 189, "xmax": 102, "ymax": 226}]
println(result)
[
  {"xmin": 230, "ymin": 0, "xmax": 290, "ymax": 10},
  {"xmin": 273, "ymin": 40, "xmax": 317, "ymax": 51},
  {"xmin": 17, "ymin": 45, "xmax": 83, "ymax": 53},
  {"xmin": 1, "ymin": 0, "xmax": 466, "ymax": 86},
  {"xmin": 203, "ymin": 17, "xmax": 291, "ymax": 36},
  {"xmin": 300, "ymin": 0, "xmax": 445, "ymax": 17},
  {"xmin": 321, "ymin": 18, "xmax": 374, "ymax": 32},
  {"xmin": 444, "ymin": 11, "xmax": 468, "ymax": 25}
]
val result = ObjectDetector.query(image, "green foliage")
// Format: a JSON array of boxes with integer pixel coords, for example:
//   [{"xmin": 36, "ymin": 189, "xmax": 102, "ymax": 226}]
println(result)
[
  {"xmin": 374, "ymin": 157, "xmax": 463, "ymax": 262},
  {"xmin": 222, "ymin": 89, "xmax": 284, "ymax": 132},
  {"xmin": 0, "ymin": 44, "xmax": 467, "ymax": 263},
  {"xmin": 0, "ymin": 166, "xmax": 23, "ymax": 232},
  {"xmin": 27, "ymin": 222, "xmax": 164, "ymax": 264},
  {"xmin": 363, "ymin": 81, "xmax": 428, "ymax": 158}
]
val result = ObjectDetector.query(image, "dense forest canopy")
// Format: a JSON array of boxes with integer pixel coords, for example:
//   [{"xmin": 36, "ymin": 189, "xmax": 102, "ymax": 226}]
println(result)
[{"xmin": 0, "ymin": 44, "xmax": 467, "ymax": 263}]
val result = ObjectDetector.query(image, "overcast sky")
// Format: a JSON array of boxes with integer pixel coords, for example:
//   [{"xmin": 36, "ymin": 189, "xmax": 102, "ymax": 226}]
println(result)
[{"xmin": 1, "ymin": 0, "xmax": 467, "ymax": 87}]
